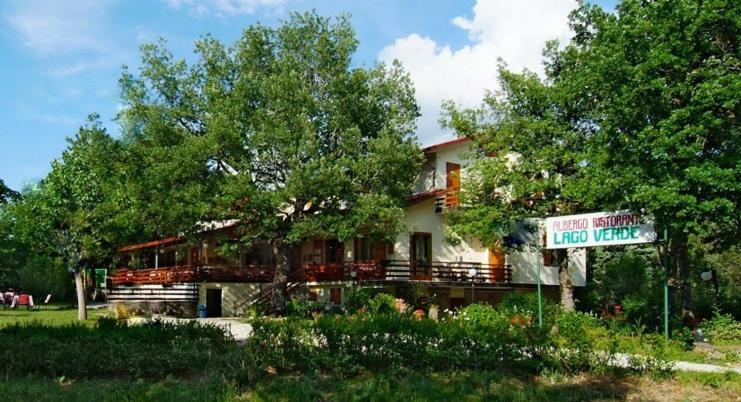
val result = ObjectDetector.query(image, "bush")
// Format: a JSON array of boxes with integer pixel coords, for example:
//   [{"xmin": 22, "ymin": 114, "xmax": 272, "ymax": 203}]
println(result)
[
  {"xmin": 0, "ymin": 319, "xmax": 235, "ymax": 379},
  {"xmin": 286, "ymin": 298, "xmax": 323, "ymax": 318},
  {"xmin": 367, "ymin": 293, "xmax": 400, "ymax": 315},
  {"xmin": 701, "ymin": 312, "xmax": 741, "ymax": 342},
  {"xmin": 343, "ymin": 288, "xmax": 390, "ymax": 313}
]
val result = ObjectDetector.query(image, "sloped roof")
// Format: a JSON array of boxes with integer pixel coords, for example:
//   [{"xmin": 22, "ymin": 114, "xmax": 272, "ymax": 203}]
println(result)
[{"xmin": 422, "ymin": 136, "xmax": 471, "ymax": 153}]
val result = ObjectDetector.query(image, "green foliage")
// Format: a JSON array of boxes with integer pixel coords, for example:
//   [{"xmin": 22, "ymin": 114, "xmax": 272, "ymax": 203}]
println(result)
[
  {"xmin": 242, "ymin": 300, "xmax": 670, "ymax": 378},
  {"xmin": 116, "ymin": 11, "xmax": 422, "ymax": 312},
  {"xmin": 343, "ymin": 287, "xmax": 389, "ymax": 313},
  {"xmin": 700, "ymin": 312, "xmax": 741, "ymax": 342},
  {"xmin": 16, "ymin": 256, "xmax": 73, "ymax": 301},
  {"xmin": 365, "ymin": 292, "xmax": 399, "ymax": 315},
  {"xmin": 0, "ymin": 319, "xmax": 234, "ymax": 379},
  {"xmin": 443, "ymin": 0, "xmax": 741, "ymax": 319},
  {"xmin": 0, "ymin": 179, "xmax": 18, "ymax": 204},
  {"xmin": 286, "ymin": 298, "xmax": 324, "ymax": 318}
]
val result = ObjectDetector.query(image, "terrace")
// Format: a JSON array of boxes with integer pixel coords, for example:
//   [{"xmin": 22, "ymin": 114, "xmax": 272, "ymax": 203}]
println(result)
[{"xmin": 108, "ymin": 260, "xmax": 511, "ymax": 287}]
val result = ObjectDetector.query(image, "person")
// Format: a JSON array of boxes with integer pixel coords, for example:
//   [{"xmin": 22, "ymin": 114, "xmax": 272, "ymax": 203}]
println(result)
[{"xmin": 3, "ymin": 289, "xmax": 15, "ymax": 306}]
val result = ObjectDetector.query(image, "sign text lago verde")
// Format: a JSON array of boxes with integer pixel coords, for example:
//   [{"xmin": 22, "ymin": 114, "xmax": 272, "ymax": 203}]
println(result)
[{"xmin": 545, "ymin": 211, "xmax": 656, "ymax": 249}]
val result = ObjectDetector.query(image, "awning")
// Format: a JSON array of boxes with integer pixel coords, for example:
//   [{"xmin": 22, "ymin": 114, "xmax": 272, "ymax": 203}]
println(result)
[{"xmin": 117, "ymin": 236, "xmax": 186, "ymax": 253}]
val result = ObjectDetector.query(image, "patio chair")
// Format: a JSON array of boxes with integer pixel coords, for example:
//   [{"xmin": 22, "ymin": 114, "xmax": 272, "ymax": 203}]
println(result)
[
  {"xmin": 39, "ymin": 294, "xmax": 52, "ymax": 310},
  {"xmin": 15, "ymin": 293, "xmax": 33, "ymax": 310}
]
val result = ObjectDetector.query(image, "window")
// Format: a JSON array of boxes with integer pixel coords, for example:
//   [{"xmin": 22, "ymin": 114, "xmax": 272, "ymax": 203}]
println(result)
[
  {"xmin": 354, "ymin": 238, "xmax": 389, "ymax": 261},
  {"xmin": 329, "ymin": 288, "xmax": 342, "ymax": 305},
  {"xmin": 325, "ymin": 239, "xmax": 343, "ymax": 263}
]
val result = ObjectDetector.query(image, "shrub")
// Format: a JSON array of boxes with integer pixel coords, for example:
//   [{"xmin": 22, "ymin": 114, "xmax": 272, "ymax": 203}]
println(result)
[
  {"xmin": 286, "ymin": 298, "xmax": 323, "ymax": 318},
  {"xmin": 0, "ymin": 318, "xmax": 235, "ymax": 379},
  {"xmin": 700, "ymin": 312, "xmax": 741, "ymax": 342},
  {"xmin": 344, "ymin": 287, "xmax": 389, "ymax": 313},
  {"xmin": 545, "ymin": 312, "xmax": 603, "ymax": 373},
  {"xmin": 367, "ymin": 293, "xmax": 400, "ymax": 315}
]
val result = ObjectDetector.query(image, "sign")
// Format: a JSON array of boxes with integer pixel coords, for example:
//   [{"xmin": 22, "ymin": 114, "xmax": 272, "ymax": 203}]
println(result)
[
  {"xmin": 545, "ymin": 210, "xmax": 656, "ymax": 249},
  {"xmin": 94, "ymin": 268, "xmax": 107, "ymax": 289}
]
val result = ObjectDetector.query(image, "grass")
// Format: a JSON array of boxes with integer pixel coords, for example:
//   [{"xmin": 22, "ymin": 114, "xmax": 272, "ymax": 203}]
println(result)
[
  {"xmin": 0, "ymin": 304, "xmax": 110, "ymax": 327},
  {"xmin": 1, "ymin": 370, "xmax": 739, "ymax": 402}
]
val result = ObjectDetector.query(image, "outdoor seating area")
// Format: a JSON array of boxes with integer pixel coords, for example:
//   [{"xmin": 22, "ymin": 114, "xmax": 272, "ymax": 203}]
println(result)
[{"xmin": 1, "ymin": 290, "xmax": 36, "ymax": 309}]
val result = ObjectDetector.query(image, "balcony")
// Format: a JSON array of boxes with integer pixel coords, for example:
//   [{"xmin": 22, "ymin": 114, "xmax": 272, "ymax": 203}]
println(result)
[
  {"xmin": 434, "ymin": 189, "xmax": 459, "ymax": 212},
  {"xmin": 109, "ymin": 266, "xmax": 197, "ymax": 286},
  {"xmin": 108, "ymin": 260, "xmax": 511, "ymax": 287}
]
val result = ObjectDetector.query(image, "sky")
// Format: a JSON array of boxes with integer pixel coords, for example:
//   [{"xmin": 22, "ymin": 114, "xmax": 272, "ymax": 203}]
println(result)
[{"xmin": 0, "ymin": 0, "xmax": 617, "ymax": 191}]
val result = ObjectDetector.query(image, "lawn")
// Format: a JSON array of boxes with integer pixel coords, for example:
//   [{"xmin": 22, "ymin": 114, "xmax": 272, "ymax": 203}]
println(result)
[
  {"xmin": 1, "ymin": 370, "xmax": 739, "ymax": 402},
  {"xmin": 0, "ymin": 305, "xmax": 110, "ymax": 327}
]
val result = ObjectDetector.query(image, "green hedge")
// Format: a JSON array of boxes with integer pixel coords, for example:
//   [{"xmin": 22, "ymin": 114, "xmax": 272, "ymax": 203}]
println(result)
[
  {"xmin": 243, "ymin": 299, "xmax": 670, "ymax": 378},
  {"xmin": 0, "ymin": 319, "xmax": 234, "ymax": 379}
]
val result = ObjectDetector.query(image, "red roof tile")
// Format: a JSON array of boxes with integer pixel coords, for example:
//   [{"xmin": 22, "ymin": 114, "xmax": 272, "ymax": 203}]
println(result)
[{"xmin": 422, "ymin": 136, "xmax": 471, "ymax": 153}]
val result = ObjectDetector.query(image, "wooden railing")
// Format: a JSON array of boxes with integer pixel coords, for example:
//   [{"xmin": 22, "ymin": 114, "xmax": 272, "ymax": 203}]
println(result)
[
  {"xmin": 109, "ymin": 260, "xmax": 510, "ymax": 287},
  {"xmin": 434, "ymin": 189, "xmax": 460, "ymax": 212},
  {"xmin": 109, "ymin": 266, "xmax": 197, "ymax": 286},
  {"xmin": 384, "ymin": 260, "xmax": 511, "ymax": 284},
  {"xmin": 199, "ymin": 265, "xmax": 274, "ymax": 283}
]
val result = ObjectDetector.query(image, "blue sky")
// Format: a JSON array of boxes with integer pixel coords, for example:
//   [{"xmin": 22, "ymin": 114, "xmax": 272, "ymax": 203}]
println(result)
[{"xmin": 0, "ymin": 0, "xmax": 616, "ymax": 191}]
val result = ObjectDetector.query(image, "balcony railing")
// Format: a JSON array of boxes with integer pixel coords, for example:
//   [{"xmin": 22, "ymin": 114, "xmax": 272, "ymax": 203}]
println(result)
[
  {"xmin": 199, "ymin": 265, "xmax": 274, "ymax": 283},
  {"xmin": 109, "ymin": 266, "xmax": 197, "ymax": 286},
  {"xmin": 434, "ymin": 189, "xmax": 460, "ymax": 212},
  {"xmin": 109, "ymin": 260, "xmax": 511, "ymax": 287}
]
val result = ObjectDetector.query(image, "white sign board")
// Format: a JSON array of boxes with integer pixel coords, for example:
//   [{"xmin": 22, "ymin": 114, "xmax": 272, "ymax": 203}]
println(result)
[{"xmin": 545, "ymin": 210, "xmax": 656, "ymax": 249}]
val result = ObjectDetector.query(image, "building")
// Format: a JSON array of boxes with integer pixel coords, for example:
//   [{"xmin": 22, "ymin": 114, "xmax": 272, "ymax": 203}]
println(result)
[{"xmin": 107, "ymin": 137, "xmax": 586, "ymax": 317}]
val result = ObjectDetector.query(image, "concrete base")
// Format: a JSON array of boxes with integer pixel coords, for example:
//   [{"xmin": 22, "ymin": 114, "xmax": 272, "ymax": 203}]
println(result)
[{"xmin": 109, "ymin": 300, "xmax": 197, "ymax": 318}]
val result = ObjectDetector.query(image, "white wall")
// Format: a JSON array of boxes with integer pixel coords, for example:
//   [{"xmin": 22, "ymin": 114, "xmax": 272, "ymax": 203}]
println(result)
[
  {"xmin": 199, "ymin": 282, "xmax": 265, "ymax": 317},
  {"xmin": 388, "ymin": 198, "xmax": 489, "ymax": 265},
  {"xmin": 508, "ymin": 248, "xmax": 586, "ymax": 286},
  {"xmin": 431, "ymin": 142, "xmax": 471, "ymax": 190}
]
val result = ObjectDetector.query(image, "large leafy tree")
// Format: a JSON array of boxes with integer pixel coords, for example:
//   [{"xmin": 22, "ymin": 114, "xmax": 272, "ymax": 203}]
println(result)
[
  {"xmin": 42, "ymin": 116, "xmax": 134, "ymax": 319},
  {"xmin": 442, "ymin": 67, "xmax": 591, "ymax": 311},
  {"xmin": 119, "ymin": 12, "xmax": 421, "ymax": 313},
  {"xmin": 446, "ymin": 0, "xmax": 739, "ymax": 319}
]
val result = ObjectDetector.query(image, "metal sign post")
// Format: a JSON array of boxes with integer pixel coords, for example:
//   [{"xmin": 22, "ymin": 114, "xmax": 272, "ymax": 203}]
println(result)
[
  {"xmin": 538, "ymin": 210, "xmax": 659, "ymax": 333},
  {"xmin": 536, "ymin": 240, "xmax": 543, "ymax": 327},
  {"xmin": 663, "ymin": 227, "xmax": 670, "ymax": 339}
]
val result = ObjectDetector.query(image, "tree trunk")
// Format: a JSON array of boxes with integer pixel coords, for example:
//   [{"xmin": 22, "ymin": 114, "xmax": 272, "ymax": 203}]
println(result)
[
  {"xmin": 558, "ymin": 249, "xmax": 575, "ymax": 312},
  {"xmin": 74, "ymin": 270, "xmax": 87, "ymax": 321},
  {"xmin": 271, "ymin": 240, "xmax": 291, "ymax": 316}
]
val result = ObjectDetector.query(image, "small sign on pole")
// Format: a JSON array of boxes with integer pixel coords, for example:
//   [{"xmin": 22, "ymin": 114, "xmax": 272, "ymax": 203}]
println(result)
[{"xmin": 545, "ymin": 210, "xmax": 656, "ymax": 249}]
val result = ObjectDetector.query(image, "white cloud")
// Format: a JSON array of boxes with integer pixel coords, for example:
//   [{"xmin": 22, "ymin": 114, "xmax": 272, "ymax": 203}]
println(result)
[
  {"xmin": 4, "ymin": 0, "xmax": 125, "ymax": 76},
  {"xmin": 164, "ymin": 0, "xmax": 288, "ymax": 17},
  {"xmin": 378, "ymin": 0, "xmax": 577, "ymax": 145},
  {"xmin": 5, "ymin": 0, "xmax": 110, "ymax": 55}
]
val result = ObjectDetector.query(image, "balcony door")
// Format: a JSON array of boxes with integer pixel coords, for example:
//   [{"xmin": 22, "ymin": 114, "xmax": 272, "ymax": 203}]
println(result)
[
  {"xmin": 410, "ymin": 233, "xmax": 432, "ymax": 280},
  {"xmin": 446, "ymin": 162, "xmax": 461, "ymax": 207},
  {"xmin": 488, "ymin": 248, "xmax": 506, "ymax": 282},
  {"xmin": 354, "ymin": 238, "xmax": 388, "ymax": 262}
]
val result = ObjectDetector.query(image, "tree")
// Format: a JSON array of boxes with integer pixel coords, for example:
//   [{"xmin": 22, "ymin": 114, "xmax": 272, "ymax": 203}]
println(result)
[
  {"xmin": 42, "ymin": 116, "xmax": 132, "ymax": 320},
  {"xmin": 0, "ymin": 179, "xmax": 19, "ymax": 204},
  {"xmin": 446, "ymin": 0, "xmax": 740, "ymax": 319},
  {"xmin": 552, "ymin": 0, "xmax": 739, "ymax": 321},
  {"xmin": 119, "ymin": 12, "xmax": 422, "ymax": 314},
  {"xmin": 442, "ymin": 66, "xmax": 592, "ymax": 311}
]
